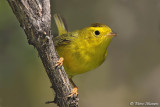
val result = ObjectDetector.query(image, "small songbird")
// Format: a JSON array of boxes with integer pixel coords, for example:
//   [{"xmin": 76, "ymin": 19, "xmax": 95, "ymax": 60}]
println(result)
[{"xmin": 53, "ymin": 14, "xmax": 117, "ymax": 96}]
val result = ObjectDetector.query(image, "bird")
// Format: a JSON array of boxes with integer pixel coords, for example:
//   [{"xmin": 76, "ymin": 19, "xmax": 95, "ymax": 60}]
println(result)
[{"xmin": 53, "ymin": 14, "xmax": 117, "ymax": 96}]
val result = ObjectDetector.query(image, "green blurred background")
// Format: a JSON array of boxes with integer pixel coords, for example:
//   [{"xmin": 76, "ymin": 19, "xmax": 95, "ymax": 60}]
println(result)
[{"xmin": 0, "ymin": 0, "xmax": 160, "ymax": 107}]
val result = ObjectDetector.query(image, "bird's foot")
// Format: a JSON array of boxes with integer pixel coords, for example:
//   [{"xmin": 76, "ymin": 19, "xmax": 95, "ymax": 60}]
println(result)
[
  {"xmin": 55, "ymin": 57, "xmax": 64, "ymax": 67},
  {"xmin": 68, "ymin": 87, "xmax": 78, "ymax": 97}
]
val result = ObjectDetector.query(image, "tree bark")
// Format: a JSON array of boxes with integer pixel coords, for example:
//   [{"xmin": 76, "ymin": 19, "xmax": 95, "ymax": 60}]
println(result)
[{"xmin": 7, "ymin": 0, "xmax": 79, "ymax": 107}]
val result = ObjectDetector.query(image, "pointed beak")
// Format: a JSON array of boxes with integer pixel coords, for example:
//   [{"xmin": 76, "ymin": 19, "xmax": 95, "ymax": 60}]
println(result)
[{"xmin": 106, "ymin": 32, "xmax": 117, "ymax": 37}]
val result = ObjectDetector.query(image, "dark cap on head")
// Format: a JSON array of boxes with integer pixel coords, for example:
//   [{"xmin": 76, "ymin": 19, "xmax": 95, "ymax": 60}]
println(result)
[{"xmin": 90, "ymin": 23, "xmax": 107, "ymax": 27}]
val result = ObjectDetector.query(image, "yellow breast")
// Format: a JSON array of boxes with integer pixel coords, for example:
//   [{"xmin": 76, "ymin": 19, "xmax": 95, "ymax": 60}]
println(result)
[{"xmin": 57, "ymin": 36, "xmax": 108, "ymax": 77}]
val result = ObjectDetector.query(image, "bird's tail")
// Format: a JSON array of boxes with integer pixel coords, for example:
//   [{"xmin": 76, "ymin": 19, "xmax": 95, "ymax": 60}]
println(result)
[{"xmin": 53, "ymin": 14, "xmax": 68, "ymax": 35}]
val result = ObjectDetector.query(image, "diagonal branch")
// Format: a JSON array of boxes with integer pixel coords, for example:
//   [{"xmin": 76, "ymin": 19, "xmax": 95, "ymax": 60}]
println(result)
[{"xmin": 7, "ymin": 0, "xmax": 79, "ymax": 106}]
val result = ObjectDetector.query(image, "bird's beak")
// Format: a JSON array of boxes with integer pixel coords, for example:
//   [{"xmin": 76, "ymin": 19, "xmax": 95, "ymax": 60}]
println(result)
[{"xmin": 106, "ymin": 32, "xmax": 117, "ymax": 37}]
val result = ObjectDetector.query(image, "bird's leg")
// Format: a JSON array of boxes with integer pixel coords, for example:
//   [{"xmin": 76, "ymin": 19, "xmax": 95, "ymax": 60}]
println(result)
[
  {"xmin": 55, "ymin": 57, "xmax": 64, "ymax": 67},
  {"xmin": 55, "ymin": 57, "xmax": 78, "ymax": 97},
  {"xmin": 69, "ymin": 78, "xmax": 78, "ymax": 97}
]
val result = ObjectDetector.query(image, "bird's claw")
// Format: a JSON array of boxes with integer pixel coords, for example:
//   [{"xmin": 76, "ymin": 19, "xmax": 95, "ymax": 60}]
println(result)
[
  {"xmin": 68, "ymin": 87, "xmax": 78, "ymax": 97},
  {"xmin": 55, "ymin": 57, "xmax": 64, "ymax": 67}
]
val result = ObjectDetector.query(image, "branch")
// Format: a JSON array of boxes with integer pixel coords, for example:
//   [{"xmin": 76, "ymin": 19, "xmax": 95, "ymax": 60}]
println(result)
[{"xmin": 7, "ymin": 0, "xmax": 79, "ymax": 106}]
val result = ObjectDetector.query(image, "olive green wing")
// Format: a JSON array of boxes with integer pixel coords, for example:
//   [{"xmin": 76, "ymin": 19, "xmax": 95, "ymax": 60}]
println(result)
[{"xmin": 53, "ymin": 32, "xmax": 78, "ymax": 47}]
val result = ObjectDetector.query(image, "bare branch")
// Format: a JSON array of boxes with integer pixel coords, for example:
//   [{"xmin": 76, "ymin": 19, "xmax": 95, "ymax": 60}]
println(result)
[{"xmin": 7, "ymin": 0, "xmax": 79, "ymax": 106}]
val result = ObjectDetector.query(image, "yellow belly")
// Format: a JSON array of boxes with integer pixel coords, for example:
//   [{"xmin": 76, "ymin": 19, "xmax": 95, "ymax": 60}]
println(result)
[{"xmin": 57, "ymin": 43, "xmax": 107, "ymax": 77}]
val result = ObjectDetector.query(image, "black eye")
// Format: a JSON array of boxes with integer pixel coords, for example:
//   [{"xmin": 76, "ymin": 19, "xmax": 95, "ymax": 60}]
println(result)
[{"xmin": 95, "ymin": 30, "xmax": 100, "ymax": 36}]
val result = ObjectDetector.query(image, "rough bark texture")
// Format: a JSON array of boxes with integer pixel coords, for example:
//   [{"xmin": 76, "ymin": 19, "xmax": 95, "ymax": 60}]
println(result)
[{"xmin": 7, "ymin": 0, "xmax": 79, "ymax": 107}]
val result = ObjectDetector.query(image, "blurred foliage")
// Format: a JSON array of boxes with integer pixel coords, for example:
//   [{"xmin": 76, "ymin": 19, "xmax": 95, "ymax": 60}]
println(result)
[{"xmin": 0, "ymin": 0, "xmax": 160, "ymax": 107}]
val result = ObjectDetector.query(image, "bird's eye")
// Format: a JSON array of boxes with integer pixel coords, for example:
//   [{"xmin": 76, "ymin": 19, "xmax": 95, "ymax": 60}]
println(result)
[{"xmin": 94, "ymin": 30, "xmax": 100, "ymax": 36}]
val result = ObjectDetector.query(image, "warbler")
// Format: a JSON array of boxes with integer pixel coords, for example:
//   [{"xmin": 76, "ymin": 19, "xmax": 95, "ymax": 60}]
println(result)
[{"xmin": 53, "ymin": 14, "xmax": 116, "ymax": 96}]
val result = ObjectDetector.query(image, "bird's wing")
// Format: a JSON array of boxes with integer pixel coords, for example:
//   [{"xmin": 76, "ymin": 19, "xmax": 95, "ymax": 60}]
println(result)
[{"xmin": 53, "ymin": 32, "xmax": 77, "ymax": 47}]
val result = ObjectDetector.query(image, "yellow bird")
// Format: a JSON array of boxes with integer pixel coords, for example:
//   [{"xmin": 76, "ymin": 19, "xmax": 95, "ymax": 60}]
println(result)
[{"xmin": 53, "ymin": 14, "xmax": 117, "ymax": 96}]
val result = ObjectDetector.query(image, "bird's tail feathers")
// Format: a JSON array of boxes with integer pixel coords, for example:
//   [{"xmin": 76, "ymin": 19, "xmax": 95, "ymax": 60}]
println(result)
[{"xmin": 54, "ymin": 14, "xmax": 68, "ymax": 35}]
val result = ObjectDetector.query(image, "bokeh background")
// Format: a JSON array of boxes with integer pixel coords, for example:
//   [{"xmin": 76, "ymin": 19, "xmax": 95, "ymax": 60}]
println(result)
[{"xmin": 0, "ymin": 0, "xmax": 160, "ymax": 107}]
